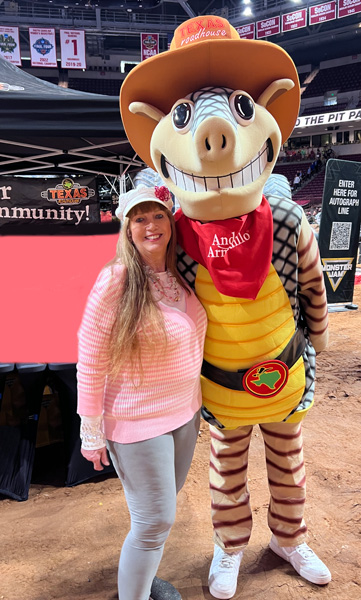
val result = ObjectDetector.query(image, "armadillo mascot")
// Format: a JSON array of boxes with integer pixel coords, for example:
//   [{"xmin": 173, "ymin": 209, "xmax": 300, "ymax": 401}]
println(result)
[{"xmin": 120, "ymin": 16, "xmax": 331, "ymax": 598}]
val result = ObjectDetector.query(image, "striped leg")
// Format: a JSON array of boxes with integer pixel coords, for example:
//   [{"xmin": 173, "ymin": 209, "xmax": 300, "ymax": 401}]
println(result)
[
  {"xmin": 260, "ymin": 422, "xmax": 307, "ymax": 547},
  {"xmin": 209, "ymin": 424, "xmax": 253, "ymax": 551}
]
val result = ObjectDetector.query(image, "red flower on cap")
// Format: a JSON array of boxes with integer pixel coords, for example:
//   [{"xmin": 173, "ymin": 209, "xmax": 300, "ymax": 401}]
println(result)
[{"xmin": 154, "ymin": 186, "xmax": 172, "ymax": 203}]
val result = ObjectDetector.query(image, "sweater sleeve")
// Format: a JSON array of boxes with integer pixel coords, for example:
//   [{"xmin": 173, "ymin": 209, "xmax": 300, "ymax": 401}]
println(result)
[
  {"xmin": 77, "ymin": 263, "xmax": 126, "ymax": 416},
  {"xmin": 297, "ymin": 212, "xmax": 329, "ymax": 353}
]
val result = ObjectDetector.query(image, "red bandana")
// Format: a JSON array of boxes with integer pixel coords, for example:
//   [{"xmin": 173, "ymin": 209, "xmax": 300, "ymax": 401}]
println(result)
[{"xmin": 175, "ymin": 196, "xmax": 273, "ymax": 299}]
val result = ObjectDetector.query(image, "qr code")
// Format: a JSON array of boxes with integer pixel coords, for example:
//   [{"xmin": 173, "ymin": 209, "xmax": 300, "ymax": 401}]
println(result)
[{"xmin": 329, "ymin": 221, "xmax": 352, "ymax": 251}]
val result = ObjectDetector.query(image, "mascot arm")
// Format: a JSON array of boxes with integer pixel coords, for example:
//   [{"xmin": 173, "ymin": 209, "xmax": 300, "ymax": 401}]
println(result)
[{"xmin": 297, "ymin": 212, "xmax": 329, "ymax": 353}]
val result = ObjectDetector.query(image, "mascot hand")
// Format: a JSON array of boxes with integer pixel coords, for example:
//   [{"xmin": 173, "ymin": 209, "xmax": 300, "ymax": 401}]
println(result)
[{"xmin": 81, "ymin": 447, "xmax": 110, "ymax": 471}]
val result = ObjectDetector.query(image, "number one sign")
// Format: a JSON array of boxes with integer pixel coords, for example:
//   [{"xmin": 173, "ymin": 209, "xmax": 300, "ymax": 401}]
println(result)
[{"xmin": 60, "ymin": 29, "xmax": 86, "ymax": 69}]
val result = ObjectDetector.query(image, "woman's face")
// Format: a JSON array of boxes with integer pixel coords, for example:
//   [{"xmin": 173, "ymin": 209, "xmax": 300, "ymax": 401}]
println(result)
[{"xmin": 128, "ymin": 206, "xmax": 172, "ymax": 268}]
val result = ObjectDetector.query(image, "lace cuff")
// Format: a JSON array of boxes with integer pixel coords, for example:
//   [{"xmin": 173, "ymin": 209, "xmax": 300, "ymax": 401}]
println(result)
[{"xmin": 79, "ymin": 415, "xmax": 106, "ymax": 450}]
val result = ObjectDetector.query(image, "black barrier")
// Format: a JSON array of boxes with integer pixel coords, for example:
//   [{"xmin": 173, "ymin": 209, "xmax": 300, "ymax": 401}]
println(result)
[
  {"xmin": 318, "ymin": 158, "xmax": 361, "ymax": 310},
  {"xmin": 48, "ymin": 363, "xmax": 114, "ymax": 487},
  {"xmin": 0, "ymin": 364, "xmax": 114, "ymax": 501},
  {"xmin": 0, "ymin": 363, "xmax": 47, "ymax": 501}
]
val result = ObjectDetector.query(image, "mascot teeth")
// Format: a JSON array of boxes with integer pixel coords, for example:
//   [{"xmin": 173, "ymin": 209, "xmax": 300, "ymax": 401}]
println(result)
[{"xmin": 162, "ymin": 140, "xmax": 270, "ymax": 193}]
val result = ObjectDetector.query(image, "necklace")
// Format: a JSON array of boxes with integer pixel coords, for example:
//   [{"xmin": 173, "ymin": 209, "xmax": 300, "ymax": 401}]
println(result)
[{"xmin": 145, "ymin": 267, "xmax": 180, "ymax": 302}]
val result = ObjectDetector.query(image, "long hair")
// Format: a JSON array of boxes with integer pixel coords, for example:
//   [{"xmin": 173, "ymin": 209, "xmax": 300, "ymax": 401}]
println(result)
[{"xmin": 106, "ymin": 201, "xmax": 190, "ymax": 381}]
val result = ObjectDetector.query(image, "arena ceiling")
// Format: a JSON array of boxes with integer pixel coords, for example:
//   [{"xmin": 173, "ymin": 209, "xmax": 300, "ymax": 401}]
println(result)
[
  {"xmin": 1, "ymin": 0, "xmax": 359, "ymax": 176},
  {"xmin": 4, "ymin": 0, "xmax": 361, "ymax": 66}
]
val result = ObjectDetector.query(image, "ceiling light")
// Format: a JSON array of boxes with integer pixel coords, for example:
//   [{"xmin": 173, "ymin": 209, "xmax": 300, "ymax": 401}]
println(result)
[{"xmin": 243, "ymin": 7, "xmax": 253, "ymax": 16}]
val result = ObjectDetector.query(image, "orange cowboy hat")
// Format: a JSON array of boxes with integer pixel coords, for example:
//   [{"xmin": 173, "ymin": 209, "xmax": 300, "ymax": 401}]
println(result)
[{"xmin": 120, "ymin": 15, "xmax": 300, "ymax": 171}]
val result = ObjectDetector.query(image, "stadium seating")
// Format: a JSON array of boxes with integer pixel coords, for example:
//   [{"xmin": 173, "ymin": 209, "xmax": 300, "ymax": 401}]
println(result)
[
  {"xmin": 301, "ymin": 102, "xmax": 348, "ymax": 116},
  {"xmin": 292, "ymin": 170, "xmax": 326, "ymax": 206},
  {"xmin": 68, "ymin": 77, "xmax": 122, "ymax": 95},
  {"xmin": 302, "ymin": 62, "xmax": 361, "ymax": 98},
  {"xmin": 273, "ymin": 161, "xmax": 313, "ymax": 184}
]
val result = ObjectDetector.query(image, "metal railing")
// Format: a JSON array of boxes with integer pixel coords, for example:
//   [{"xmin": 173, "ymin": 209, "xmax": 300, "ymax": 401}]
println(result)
[{"xmin": 0, "ymin": 0, "xmax": 332, "ymax": 32}]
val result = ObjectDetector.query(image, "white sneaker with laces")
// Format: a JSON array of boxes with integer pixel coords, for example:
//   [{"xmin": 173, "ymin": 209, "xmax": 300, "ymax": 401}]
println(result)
[
  {"xmin": 208, "ymin": 544, "xmax": 244, "ymax": 599},
  {"xmin": 269, "ymin": 534, "xmax": 331, "ymax": 585}
]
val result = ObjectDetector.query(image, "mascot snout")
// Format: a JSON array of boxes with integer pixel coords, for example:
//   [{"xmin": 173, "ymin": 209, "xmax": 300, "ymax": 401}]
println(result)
[{"xmin": 195, "ymin": 116, "xmax": 236, "ymax": 162}]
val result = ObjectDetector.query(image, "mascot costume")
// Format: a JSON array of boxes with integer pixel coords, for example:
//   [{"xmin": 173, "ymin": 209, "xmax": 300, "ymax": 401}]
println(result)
[{"xmin": 120, "ymin": 15, "xmax": 331, "ymax": 599}]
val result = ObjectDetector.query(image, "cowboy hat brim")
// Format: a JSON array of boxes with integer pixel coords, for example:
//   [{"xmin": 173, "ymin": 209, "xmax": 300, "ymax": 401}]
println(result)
[{"xmin": 120, "ymin": 38, "xmax": 300, "ymax": 171}]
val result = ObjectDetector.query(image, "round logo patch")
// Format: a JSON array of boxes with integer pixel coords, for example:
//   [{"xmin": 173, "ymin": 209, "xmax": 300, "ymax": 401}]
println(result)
[{"xmin": 243, "ymin": 360, "xmax": 289, "ymax": 398}]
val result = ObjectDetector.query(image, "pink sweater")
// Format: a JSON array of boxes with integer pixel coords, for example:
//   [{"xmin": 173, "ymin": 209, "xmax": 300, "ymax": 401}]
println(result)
[{"xmin": 77, "ymin": 264, "xmax": 207, "ymax": 444}]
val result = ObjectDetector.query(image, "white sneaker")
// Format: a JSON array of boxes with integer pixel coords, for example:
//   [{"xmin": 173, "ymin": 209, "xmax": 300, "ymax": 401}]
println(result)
[
  {"xmin": 269, "ymin": 534, "xmax": 331, "ymax": 585},
  {"xmin": 208, "ymin": 544, "xmax": 244, "ymax": 599}
]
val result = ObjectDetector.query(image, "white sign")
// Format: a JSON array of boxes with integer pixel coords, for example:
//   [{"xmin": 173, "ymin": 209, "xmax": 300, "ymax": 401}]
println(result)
[
  {"xmin": 29, "ymin": 28, "xmax": 57, "ymax": 68},
  {"xmin": 295, "ymin": 108, "xmax": 361, "ymax": 128},
  {"xmin": 60, "ymin": 29, "xmax": 86, "ymax": 70},
  {"xmin": 0, "ymin": 26, "xmax": 21, "ymax": 65}
]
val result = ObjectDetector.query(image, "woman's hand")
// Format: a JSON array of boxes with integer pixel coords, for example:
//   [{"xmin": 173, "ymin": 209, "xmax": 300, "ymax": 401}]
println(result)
[{"xmin": 81, "ymin": 446, "xmax": 110, "ymax": 471}]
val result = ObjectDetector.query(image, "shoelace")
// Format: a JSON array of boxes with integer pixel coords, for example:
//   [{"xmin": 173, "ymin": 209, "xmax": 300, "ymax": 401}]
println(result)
[
  {"xmin": 219, "ymin": 554, "xmax": 240, "ymax": 569},
  {"xmin": 293, "ymin": 543, "xmax": 316, "ymax": 560}
]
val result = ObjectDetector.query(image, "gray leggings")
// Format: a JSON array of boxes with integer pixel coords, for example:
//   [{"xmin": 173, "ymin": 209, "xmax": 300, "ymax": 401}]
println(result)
[{"xmin": 106, "ymin": 410, "xmax": 200, "ymax": 600}]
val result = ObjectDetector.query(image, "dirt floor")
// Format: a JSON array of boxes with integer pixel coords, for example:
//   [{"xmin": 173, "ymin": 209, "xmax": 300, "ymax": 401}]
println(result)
[{"xmin": 1, "ymin": 285, "xmax": 361, "ymax": 600}]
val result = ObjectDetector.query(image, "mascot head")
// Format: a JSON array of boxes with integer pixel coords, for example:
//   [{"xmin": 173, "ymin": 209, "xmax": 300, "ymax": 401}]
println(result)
[{"xmin": 120, "ymin": 16, "xmax": 300, "ymax": 221}]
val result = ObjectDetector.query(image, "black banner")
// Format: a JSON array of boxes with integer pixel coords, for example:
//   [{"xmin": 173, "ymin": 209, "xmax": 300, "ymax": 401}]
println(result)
[
  {"xmin": 318, "ymin": 158, "xmax": 361, "ymax": 305},
  {"xmin": 0, "ymin": 176, "xmax": 100, "ymax": 231}
]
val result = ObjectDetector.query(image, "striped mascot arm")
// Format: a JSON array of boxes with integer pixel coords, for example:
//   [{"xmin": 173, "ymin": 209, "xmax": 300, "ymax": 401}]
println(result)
[{"xmin": 297, "ymin": 212, "xmax": 328, "ymax": 353}]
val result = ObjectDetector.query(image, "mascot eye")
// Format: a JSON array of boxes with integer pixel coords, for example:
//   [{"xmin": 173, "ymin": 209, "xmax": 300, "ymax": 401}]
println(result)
[
  {"xmin": 172, "ymin": 101, "xmax": 194, "ymax": 133},
  {"xmin": 230, "ymin": 92, "xmax": 255, "ymax": 125}
]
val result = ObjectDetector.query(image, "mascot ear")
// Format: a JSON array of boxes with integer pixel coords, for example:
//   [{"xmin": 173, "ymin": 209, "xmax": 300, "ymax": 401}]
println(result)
[
  {"xmin": 257, "ymin": 78, "xmax": 295, "ymax": 108},
  {"xmin": 129, "ymin": 101, "xmax": 165, "ymax": 123}
]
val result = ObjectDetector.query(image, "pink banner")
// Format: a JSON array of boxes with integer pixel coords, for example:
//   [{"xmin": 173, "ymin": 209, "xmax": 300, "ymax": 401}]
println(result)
[
  {"xmin": 256, "ymin": 16, "xmax": 280, "ymax": 39},
  {"xmin": 338, "ymin": 0, "xmax": 361, "ymax": 18},
  {"xmin": 282, "ymin": 9, "xmax": 307, "ymax": 32},
  {"xmin": 309, "ymin": 1, "xmax": 337, "ymax": 25},
  {"xmin": 141, "ymin": 33, "xmax": 159, "ymax": 61},
  {"xmin": 236, "ymin": 23, "xmax": 255, "ymax": 40}
]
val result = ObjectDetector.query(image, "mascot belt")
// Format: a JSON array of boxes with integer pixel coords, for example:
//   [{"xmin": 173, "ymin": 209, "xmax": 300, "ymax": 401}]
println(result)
[{"xmin": 202, "ymin": 327, "xmax": 306, "ymax": 397}]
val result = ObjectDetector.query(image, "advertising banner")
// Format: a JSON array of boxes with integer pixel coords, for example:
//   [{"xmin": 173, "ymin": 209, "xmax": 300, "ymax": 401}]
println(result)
[
  {"xmin": 282, "ymin": 9, "xmax": 307, "ymax": 32},
  {"xmin": 256, "ymin": 16, "xmax": 280, "ymax": 39},
  {"xmin": 141, "ymin": 33, "xmax": 159, "ymax": 61},
  {"xmin": 0, "ymin": 26, "xmax": 21, "ymax": 66},
  {"xmin": 295, "ymin": 107, "xmax": 361, "ymax": 128},
  {"xmin": 236, "ymin": 23, "xmax": 255, "ymax": 39},
  {"xmin": 0, "ymin": 176, "xmax": 100, "ymax": 231},
  {"xmin": 60, "ymin": 29, "xmax": 86, "ymax": 69},
  {"xmin": 29, "ymin": 27, "xmax": 57, "ymax": 68},
  {"xmin": 338, "ymin": 0, "xmax": 361, "ymax": 18},
  {"xmin": 318, "ymin": 159, "xmax": 361, "ymax": 306},
  {"xmin": 309, "ymin": 1, "xmax": 337, "ymax": 25}
]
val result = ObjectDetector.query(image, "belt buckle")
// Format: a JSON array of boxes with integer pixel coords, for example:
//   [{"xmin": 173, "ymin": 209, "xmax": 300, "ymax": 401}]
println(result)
[{"xmin": 242, "ymin": 360, "xmax": 289, "ymax": 398}]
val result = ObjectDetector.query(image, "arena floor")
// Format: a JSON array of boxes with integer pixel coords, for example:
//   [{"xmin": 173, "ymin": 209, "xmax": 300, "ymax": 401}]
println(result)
[{"xmin": 1, "ymin": 285, "xmax": 361, "ymax": 600}]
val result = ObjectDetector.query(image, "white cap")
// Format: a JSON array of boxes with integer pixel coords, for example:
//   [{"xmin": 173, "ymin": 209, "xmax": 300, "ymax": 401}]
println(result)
[{"xmin": 115, "ymin": 186, "xmax": 173, "ymax": 221}]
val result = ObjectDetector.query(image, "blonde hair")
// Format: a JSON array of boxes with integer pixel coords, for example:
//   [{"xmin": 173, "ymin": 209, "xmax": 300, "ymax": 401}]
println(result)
[{"xmin": 106, "ymin": 201, "xmax": 190, "ymax": 380}]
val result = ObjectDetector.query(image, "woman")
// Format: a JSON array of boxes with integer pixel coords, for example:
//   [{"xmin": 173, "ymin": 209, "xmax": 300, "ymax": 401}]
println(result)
[{"xmin": 77, "ymin": 185, "xmax": 207, "ymax": 600}]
